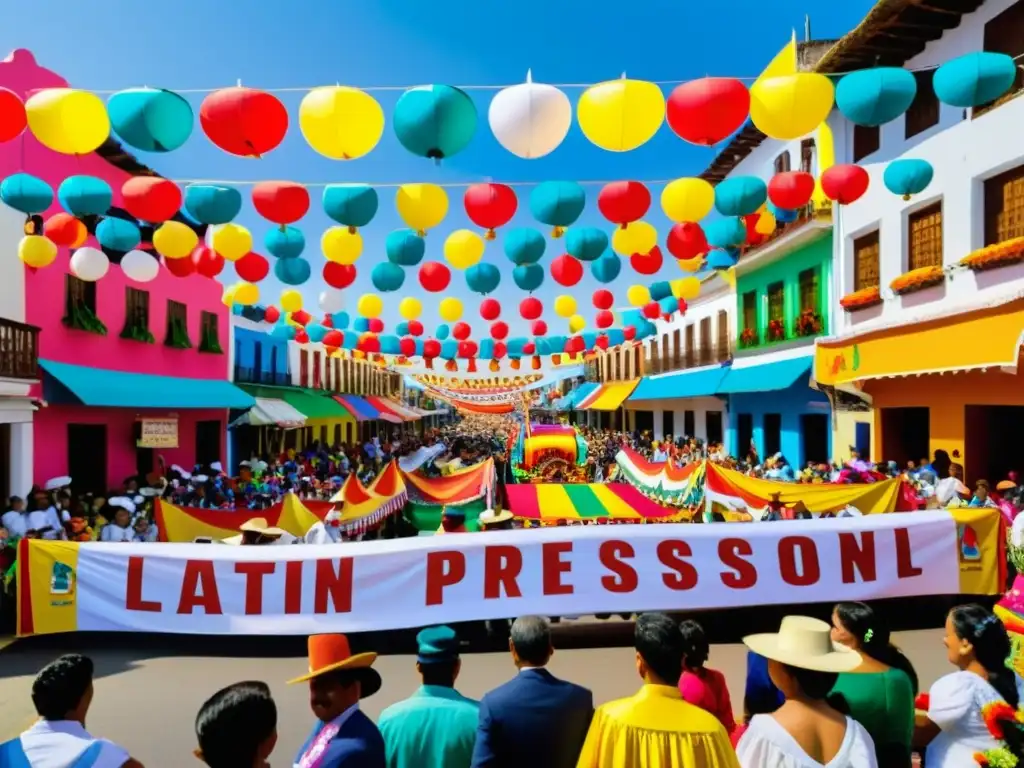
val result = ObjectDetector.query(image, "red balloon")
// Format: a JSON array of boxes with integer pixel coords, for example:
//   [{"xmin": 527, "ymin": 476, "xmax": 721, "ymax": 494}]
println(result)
[
  {"xmin": 479, "ymin": 298, "xmax": 501, "ymax": 320},
  {"xmin": 367, "ymin": 318, "xmax": 384, "ymax": 334},
  {"xmin": 291, "ymin": 310, "xmax": 312, "ymax": 327},
  {"xmin": 418, "ymin": 261, "xmax": 451, "ymax": 292},
  {"xmin": 667, "ymin": 78, "xmax": 750, "ymax": 146},
  {"xmin": 199, "ymin": 87, "xmax": 288, "ymax": 157},
  {"xmin": 0, "ymin": 87, "xmax": 26, "ymax": 143},
  {"xmin": 122, "ymin": 177, "xmax": 182, "ymax": 223},
  {"xmin": 358, "ymin": 334, "xmax": 380, "ymax": 354},
  {"xmin": 595, "ymin": 310, "xmax": 614, "ymax": 329},
  {"xmin": 252, "ymin": 181, "xmax": 310, "ymax": 225},
  {"xmin": 457, "ymin": 340, "xmax": 477, "ymax": 358},
  {"xmin": 452, "ymin": 322, "xmax": 471, "ymax": 341},
  {"xmin": 597, "ymin": 181, "xmax": 651, "ymax": 227},
  {"xmin": 463, "ymin": 183, "xmax": 518, "ymax": 238},
  {"xmin": 630, "ymin": 246, "xmax": 664, "ymax": 276},
  {"xmin": 550, "ymin": 254, "xmax": 583, "ymax": 287},
  {"xmin": 821, "ymin": 164, "xmax": 870, "ymax": 205},
  {"xmin": 294, "ymin": 329, "xmax": 309, "ymax": 344},
  {"xmin": 743, "ymin": 214, "xmax": 766, "ymax": 247},
  {"xmin": 191, "ymin": 244, "xmax": 224, "ymax": 278},
  {"xmin": 623, "ymin": 326, "xmax": 637, "ymax": 341},
  {"xmin": 642, "ymin": 301, "xmax": 661, "ymax": 319},
  {"xmin": 423, "ymin": 339, "xmax": 441, "ymax": 358},
  {"xmin": 592, "ymin": 289, "xmax": 614, "ymax": 310},
  {"xmin": 407, "ymin": 319, "xmax": 424, "ymax": 337},
  {"xmin": 490, "ymin": 321, "xmax": 509, "ymax": 340},
  {"xmin": 323, "ymin": 262, "xmax": 356, "ymax": 289},
  {"xmin": 43, "ymin": 213, "xmax": 84, "ymax": 247},
  {"xmin": 666, "ymin": 222, "xmax": 708, "ymax": 261},
  {"xmin": 235, "ymin": 251, "xmax": 269, "ymax": 282},
  {"xmin": 595, "ymin": 335, "xmax": 610, "ymax": 350},
  {"xmin": 768, "ymin": 171, "xmax": 816, "ymax": 210},
  {"xmin": 399, "ymin": 337, "xmax": 417, "ymax": 357},
  {"xmin": 531, "ymin": 320, "xmax": 548, "ymax": 336},
  {"xmin": 323, "ymin": 329, "xmax": 343, "ymax": 347},
  {"xmin": 493, "ymin": 341, "xmax": 507, "ymax": 359},
  {"xmin": 163, "ymin": 256, "xmax": 195, "ymax": 278},
  {"xmin": 523, "ymin": 341, "xmax": 536, "ymax": 355},
  {"xmin": 519, "ymin": 297, "xmax": 543, "ymax": 320},
  {"xmin": 264, "ymin": 305, "xmax": 280, "ymax": 323},
  {"xmin": 321, "ymin": 314, "xmax": 334, "ymax": 328}
]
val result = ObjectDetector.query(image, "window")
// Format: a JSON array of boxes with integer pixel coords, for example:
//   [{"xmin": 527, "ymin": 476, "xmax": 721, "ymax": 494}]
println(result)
[
  {"xmin": 908, "ymin": 202, "xmax": 944, "ymax": 270},
  {"xmin": 978, "ymin": 1, "xmax": 1024, "ymax": 116},
  {"xmin": 661, "ymin": 334, "xmax": 669, "ymax": 368},
  {"xmin": 300, "ymin": 348, "xmax": 309, "ymax": 387},
  {"xmin": 313, "ymin": 350, "xmax": 322, "ymax": 389},
  {"xmin": 164, "ymin": 300, "xmax": 191, "ymax": 349},
  {"xmin": 798, "ymin": 268, "xmax": 819, "ymax": 313},
  {"xmin": 121, "ymin": 287, "xmax": 153, "ymax": 343},
  {"xmin": 683, "ymin": 410, "xmax": 695, "ymax": 438},
  {"xmin": 742, "ymin": 291, "xmax": 757, "ymax": 331},
  {"xmin": 672, "ymin": 328, "xmax": 682, "ymax": 367},
  {"xmin": 684, "ymin": 325, "xmax": 695, "ymax": 367},
  {"xmin": 767, "ymin": 282, "xmax": 785, "ymax": 322},
  {"xmin": 699, "ymin": 317, "xmax": 712, "ymax": 365},
  {"xmin": 800, "ymin": 139, "xmax": 816, "ymax": 174},
  {"xmin": 267, "ymin": 345, "xmax": 276, "ymax": 384},
  {"xmin": 853, "ymin": 124, "xmax": 880, "ymax": 162},
  {"xmin": 984, "ymin": 164, "xmax": 1024, "ymax": 245},
  {"xmin": 716, "ymin": 309, "xmax": 729, "ymax": 358},
  {"xmin": 324, "ymin": 354, "xmax": 332, "ymax": 390},
  {"xmin": 774, "ymin": 151, "xmax": 791, "ymax": 173},
  {"xmin": 62, "ymin": 274, "xmax": 105, "ymax": 334},
  {"xmin": 853, "ymin": 230, "xmax": 881, "ymax": 291},
  {"xmin": 199, "ymin": 311, "xmax": 222, "ymax": 353},
  {"xmin": 905, "ymin": 70, "xmax": 939, "ymax": 139}
]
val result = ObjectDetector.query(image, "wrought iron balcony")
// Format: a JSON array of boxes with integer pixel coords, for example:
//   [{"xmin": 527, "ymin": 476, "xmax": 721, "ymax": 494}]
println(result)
[{"xmin": 0, "ymin": 317, "xmax": 40, "ymax": 380}]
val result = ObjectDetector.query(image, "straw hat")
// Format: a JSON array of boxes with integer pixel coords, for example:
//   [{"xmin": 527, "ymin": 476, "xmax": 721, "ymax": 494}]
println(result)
[
  {"xmin": 239, "ymin": 518, "xmax": 287, "ymax": 537},
  {"xmin": 479, "ymin": 509, "xmax": 513, "ymax": 525},
  {"xmin": 743, "ymin": 616, "xmax": 862, "ymax": 673},
  {"xmin": 287, "ymin": 634, "xmax": 381, "ymax": 696}
]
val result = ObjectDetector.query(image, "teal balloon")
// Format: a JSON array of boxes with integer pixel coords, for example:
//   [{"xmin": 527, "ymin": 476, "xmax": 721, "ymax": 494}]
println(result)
[
  {"xmin": 465, "ymin": 263, "xmax": 501, "ymax": 295},
  {"xmin": 322, "ymin": 184, "xmax": 378, "ymax": 228},
  {"xmin": 591, "ymin": 252, "xmax": 621, "ymax": 284},
  {"xmin": 933, "ymin": 52, "xmax": 1017, "ymax": 108},
  {"xmin": 274, "ymin": 258, "xmax": 311, "ymax": 285},
  {"xmin": 534, "ymin": 338, "xmax": 551, "ymax": 355},
  {"xmin": 582, "ymin": 332, "xmax": 598, "ymax": 349},
  {"xmin": 385, "ymin": 229, "xmax": 425, "ymax": 266},
  {"xmin": 566, "ymin": 226, "xmax": 608, "ymax": 262},
  {"xmin": 705, "ymin": 217, "xmax": 747, "ymax": 248},
  {"xmin": 714, "ymin": 176, "xmax": 767, "ymax": 217},
  {"xmin": 606, "ymin": 328, "xmax": 625, "ymax": 346},
  {"xmin": 107, "ymin": 88, "xmax": 193, "ymax": 152},
  {"xmin": 440, "ymin": 339, "xmax": 458, "ymax": 359},
  {"xmin": 1, "ymin": 173, "xmax": 53, "ymax": 214},
  {"xmin": 649, "ymin": 281, "xmax": 672, "ymax": 301},
  {"xmin": 883, "ymin": 158, "xmax": 934, "ymax": 199},
  {"xmin": 270, "ymin": 322, "xmax": 296, "ymax": 340},
  {"xmin": 185, "ymin": 185, "xmax": 241, "ymax": 225},
  {"xmin": 265, "ymin": 226, "xmax": 305, "ymax": 259},
  {"xmin": 335, "ymin": 311, "xmax": 350, "ymax": 330},
  {"xmin": 706, "ymin": 248, "xmax": 739, "ymax": 270},
  {"xmin": 506, "ymin": 337, "xmax": 528, "ymax": 356},
  {"xmin": 835, "ymin": 68, "xmax": 916, "ymax": 127},
  {"xmin": 371, "ymin": 262, "xmax": 405, "ymax": 292},
  {"xmin": 658, "ymin": 297, "xmax": 679, "ymax": 314},
  {"xmin": 396, "ymin": 321, "xmax": 410, "ymax": 336},
  {"xmin": 436, "ymin": 323, "xmax": 450, "ymax": 340},
  {"xmin": 504, "ymin": 227, "xmax": 546, "ymax": 266},
  {"xmin": 479, "ymin": 339, "xmax": 495, "ymax": 359},
  {"xmin": 767, "ymin": 202, "xmax": 798, "ymax": 223},
  {"xmin": 393, "ymin": 84, "xmax": 477, "ymax": 160},
  {"xmin": 96, "ymin": 217, "xmax": 141, "ymax": 251},
  {"xmin": 380, "ymin": 335, "xmax": 401, "ymax": 355},
  {"xmin": 529, "ymin": 181, "xmax": 585, "ymax": 230},
  {"xmin": 354, "ymin": 317, "xmax": 370, "ymax": 333},
  {"xmin": 58, "ymin": 175, "xmax": 112, "ymax": 217},
  {"xmin": 512, "ymin": 264, "xmax": 544, "ymax": 292},
  {"xmin": 342, "ymin": 332, "xmax": 358, "ymax": 350},
  {"xmin": 306, "ymin": 323, "xmax": 327, "ymax": 343}
]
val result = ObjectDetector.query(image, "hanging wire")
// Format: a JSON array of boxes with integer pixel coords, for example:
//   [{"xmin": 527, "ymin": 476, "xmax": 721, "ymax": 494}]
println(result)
[{"xmin": 169, "ymin": 176, "xmax": 685, "ymax": 189}]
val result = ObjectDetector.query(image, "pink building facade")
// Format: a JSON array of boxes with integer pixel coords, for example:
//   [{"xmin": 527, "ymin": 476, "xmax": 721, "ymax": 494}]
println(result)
[{"xmin": 0, "ymin": 49, "xmax": 251, "ymax": 493}]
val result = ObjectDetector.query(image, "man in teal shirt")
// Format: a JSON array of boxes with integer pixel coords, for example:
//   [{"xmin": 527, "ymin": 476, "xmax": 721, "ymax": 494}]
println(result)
[{"xmin": 378, "ymin": 625, "xmax": 479, "ymax": 768}]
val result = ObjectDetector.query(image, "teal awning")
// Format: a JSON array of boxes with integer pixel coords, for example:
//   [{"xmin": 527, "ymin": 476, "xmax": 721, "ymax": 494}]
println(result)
[
  {"xmin": 716, "ymin": 356, "xmax": 813, "ymax": 395},
  {"xmin": 40, "ymin": 359, "xmax": 255, "ymax": 409},
  {"xmin": 629, "ymin": 366, "xmax": 728, "ymax": 402},
  {"xmin": 564, "ymin": 382, "xmax": 599, "ymax": 409}
]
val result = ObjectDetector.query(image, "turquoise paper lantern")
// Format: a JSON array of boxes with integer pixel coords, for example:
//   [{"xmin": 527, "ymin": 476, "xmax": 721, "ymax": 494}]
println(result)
[
  {"xmin": 58, "ymin": 175, "xmax": 112, "ymax": 217},
  {"xmin": 883, "ymin": 158, "xmax": 934, "ymax": 200},
  {"xmin": 440, "ymin": 339, "xmax": 458, "ymax": 359},
  {"xmin": 706, "ymin": 248, "xmax": 739, "ymax": 270},
  {"xmin": 306, "ymin": 323, "xmax": 327, "ymax": 343},
  {"xmin": 385, "ymin": 229, "xmax": 425, "ymax": 266},
  {"xmin": 322, "ymin": 184, "xmax": 379, "ymax": 228},
  {"xmin": 704, "ymin": 217, "xmax": 747, "ymax": 248},
  {"xmin": 353, "ymin": 317, "xmax": 370, "ymax": 333},
  {"xmin": 380, "ymin": 334, "xmax": 401, "ymax": 355},
  {"xmin": 371, "ymin": 262, "xmax": 405, "ymax": 292},
  {"xmin": 185, "ymin": 184, "xmax": 241, "ymax": 225},
  {"xmin": 933, "ymin": 52, "xmax": 1017, "ymax": 108},
  {"xmin": 835, "ymin": 68, "xmax": 917, "ymax": 127},
  {"xmin": 108, "ymin": 88, "xmax": 193, "ymax": 152},
  {"xmin": 342, "ymin": 332, "xmax": 358, "ymax": 350},
  {"xmin": 591, "ymin": 251, "xmax": 622, "ymax": 284},
  {"xmin": 529, "ymin": 181, "xmax": 586, "ymax": 235},
  {"xmin": 465, "ymin": 263, "xmax": 501, "ymax": 295},
  {"xmin": 649, "ymin": 280, "xmax": 672, "ymax": 301},
  {"xmin": 335, "ymin": 311, "xmax": 350, "ymax": 330},
  {"xmin": 606, "ymin": 328, "xmax": 625, "ymax": 346},
  {"xmin": 506, "ymin": 337, "xmax": 528, "ymax": 356},
  {"xmin": 270, "ymin": 323, "xmax": 296, "ymax": 340},
  {"xmin": 512, "ymin": 263, "xmax": 544, "ymax": 292},
  {"xmin": 581, "ymin": 332, "xmax": 598, "ymax": 349},
  {"xmin": 274, "ymin": 257, "xmax": 311, "ymax": 285},
  {"xmin": 714, "ymin": 176, "xmax": 767, "ymax": 217},
  {"xmin": 393, "ymin": 84, "xmax": 477, "ymax": 160},
  {"xmin": 1, "ymin": 173, "xmax": 53, "ymax": 214},
  {"xmin": 767, "ymin": 201, "xmax": 798, "ymax": 223},
  {"xmin": 265, "ymin": 226, "xmax": 305, "ymax": 259},
  {"xmin": 504, "ymin": 227, "xmax": 546, "ymax": 265},
  {"xmin": 565, "ymin": 226, "xmax": 608, "ymax": 262},
  {"xmin": 436, "ymin": 323, "xmax": 450, "ymax": 340},
  {"xmin": 96, "ymin": 217, "xmax": 141, "ymax": 251},
  {"xmin": 395, "ymin": 321, "xmax": 410, "ymax": 336},
  {"xmin": 658, "ymin": 297, "xmax": 679, "ymax": 314},
  {"xmin": 479, "ymin": 338, "xmax": 495, "ymax": 359}
]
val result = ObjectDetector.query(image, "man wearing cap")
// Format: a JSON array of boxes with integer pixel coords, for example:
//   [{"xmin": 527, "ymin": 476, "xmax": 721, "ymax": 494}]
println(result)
[{"xmin": 378, "ymin": 626, "xmax": 479, "ymax": 768}]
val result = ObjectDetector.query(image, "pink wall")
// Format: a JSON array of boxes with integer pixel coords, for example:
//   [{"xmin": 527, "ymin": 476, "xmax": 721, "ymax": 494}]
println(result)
[{"xmin": 0, "ymin": 49, "xmax": 229, "ymax": 381}]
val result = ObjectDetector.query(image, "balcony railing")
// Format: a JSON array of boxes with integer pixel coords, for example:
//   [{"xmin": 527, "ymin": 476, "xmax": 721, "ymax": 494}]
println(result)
[
  {"xmin": 642, "ymin": 343, "xmax": 731, "ymax": 376},
  {"xmin": 0, "ymin": 317, "xmax": 40, "ymax": 380},
  {"xmin": 233, "ymin": 366, "xmax": 291, "ymax": 386}
]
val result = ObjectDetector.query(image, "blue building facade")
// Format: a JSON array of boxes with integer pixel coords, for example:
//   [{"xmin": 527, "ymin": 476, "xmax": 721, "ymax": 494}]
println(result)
[{"xmin": 233, "ymin": 326, "xmax": 291, "ymax": 387}]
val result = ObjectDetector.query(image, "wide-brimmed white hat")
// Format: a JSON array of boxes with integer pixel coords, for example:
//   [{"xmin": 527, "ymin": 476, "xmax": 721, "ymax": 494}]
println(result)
[
  {"xmin": 108, "ymin": 496, "xmax": 137, "ymax": 515},
  {"xmin": 44, "ymin": 476, "xmax": 72, "ymax": 491},
  {"xmin": 743, "ymin": 616, "xmax": 861, "ymax": 673},
  {"xmin": 479, "ymin": 509, "xmax": 513, "ymax": 525}
]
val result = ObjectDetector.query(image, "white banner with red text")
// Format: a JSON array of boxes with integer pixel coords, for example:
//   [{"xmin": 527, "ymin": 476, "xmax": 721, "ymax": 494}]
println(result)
[{"xmin": 16, "ymin": 509, "xmax": 1001, "ymax": 637}]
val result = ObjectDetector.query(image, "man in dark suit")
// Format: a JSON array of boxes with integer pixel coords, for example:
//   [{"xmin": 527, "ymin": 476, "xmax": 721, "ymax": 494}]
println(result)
[{"xmin": 471, "ymin": 615, "xmax": 593, "ymax": 768}]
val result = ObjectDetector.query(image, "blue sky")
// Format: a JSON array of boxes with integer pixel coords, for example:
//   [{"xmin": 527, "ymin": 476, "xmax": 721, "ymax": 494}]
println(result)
[{"xmin": 4, "ymin": 0, "xmax": 875, "ymax": 337}]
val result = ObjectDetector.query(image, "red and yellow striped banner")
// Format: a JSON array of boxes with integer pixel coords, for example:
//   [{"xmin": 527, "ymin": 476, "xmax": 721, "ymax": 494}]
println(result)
[{"xmin": 507, "ymin": 483, "xmax": 678, "ymax": 520}]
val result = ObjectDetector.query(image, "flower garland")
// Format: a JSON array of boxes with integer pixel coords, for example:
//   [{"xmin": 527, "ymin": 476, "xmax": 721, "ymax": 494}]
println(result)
[
  {"xmin": 795, "ymin": 309, "xmax": 822, "ymax": 337},
  {"xmin": 767, "ymin": 318, "xmax": 786, "ymax": 342},
  {"xmin": 960, "ymin": 237, "xmax": 1024, "ymax": 273},
  {"xmin": 740, "ymin": 327, "xmax": 758, "ymax": 348},
  {"xmin": 975, "ymin": 700, "xmax": 1024, "ymax": 767},
  {"xmin": 890, "ymin": 265, "xmax": 945, "ymax": 296},
  {"xmin": 839, "ymin": 286, "xmax": 883, "ymax": 312}
]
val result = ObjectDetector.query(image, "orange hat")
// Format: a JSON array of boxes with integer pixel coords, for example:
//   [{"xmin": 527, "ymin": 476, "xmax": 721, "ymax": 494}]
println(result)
[{"xmin": 287, "ymin": 634, "xmax": 381, "ymax": 696}]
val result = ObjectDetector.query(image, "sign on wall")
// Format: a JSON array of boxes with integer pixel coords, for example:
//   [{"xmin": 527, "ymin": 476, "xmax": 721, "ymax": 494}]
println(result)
[{"xmin": 137, "ymin": 418, "xmax": 178, "ymax": 448}]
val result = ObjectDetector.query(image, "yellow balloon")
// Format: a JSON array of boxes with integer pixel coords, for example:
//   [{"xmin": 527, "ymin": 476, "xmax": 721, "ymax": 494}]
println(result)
[
  {"xmin": 443, "ymin": 229, "xmax": 485, "ymax": 270},
  {"xmin": 222, "ymin": 285, "xmax": 237, "ymax": 307},
  {"xmin": 439, "ymin": 297, "xmax": 463, "ymax": 323},
  {"xmin": 676, "ymin": 277, "xmax": 701, "ymax": 301},
  {"xmin": 627, "ymin": 284, "xmax": 650, "ymax": 307},
  {"xmin": 153, "ymin": 221, "xmax": 198, "ymax": 259},
  {"xmin": 749, "ymin": 73, "xmax": 835, "ymax": 141},
  {"xmin": 234, "ymin": 282, "xmax": 260, "ymax": 306},
  {"xmin": 612, "ymin": 220, "xmax": 657, "ymax": 256},
  {"xmin": 755, "ymin": 210, "xmax": 777, "ymax": 236},
  {"xmin": 211, "ymin": 223, "xmax": 252, "ymax": 262},
  {"xmin": 358, "ymin": 293, "xmax": 383, "ymax": 319},
  {"xmin": 678, "ymin": 257, "xmax": 703, "ymax": 273},
  {"xmin": 281, "ymin": 289, "xmax": 303, "ymax": 314},
  {"xmin": 577, "ymin": 79, "xmax": 665, "ymax": 152},
  {"xmin": 18, "ymin": 235, "xmax": 56, "ymax": 268},
  {"xmin": 661, "ymin": 178, "xmax": 715, "ymax": 222},
  {"xmin": 26, "ymin": 89, "xmax": 109, "ymax": 155},
  {"xmin": 396, "ymin": 184, "xmax": 449, "ymax": 235},
  {"xmin": 321, "ymin": 226, "xmax": 363, "ymax": 265},
  {"xmin": 399, "ymin": 297, "xmax": 422, "ymax": 320},
  {"xmin": 553, "ymin": 294, "xmax": 576, "ymax": 318},
  {"xmin": 568, "ymin": 314, "xmax": 586, "ymax": 333},
  {"xmin": 299, "ymin": 86, "xmax": 385, "ymax": 161}
]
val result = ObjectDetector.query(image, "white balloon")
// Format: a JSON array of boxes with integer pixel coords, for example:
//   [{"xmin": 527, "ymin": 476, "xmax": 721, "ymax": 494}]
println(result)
[
  {"xmin": 120, "ymin": 249, "xmax": 160, "ymax": 283},
  {"xmin": 70, "ymin": 246, "xmax": 110, "ymax": 282},
  {"xmin": 488, "ymin": 71, "xmax": 572, "ymax": 159},
  {"xmin": 319, "ymin": 290, "xmax": 345, "ymax": 313}
]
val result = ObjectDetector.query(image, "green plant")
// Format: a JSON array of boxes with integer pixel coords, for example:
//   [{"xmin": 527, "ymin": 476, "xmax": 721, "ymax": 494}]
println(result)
[
  {"xmin": 120, "ymin": 323, "xmax": 155, "ymax": 344},
  {"xmin": 62, "ymin": 303, "xmax": 106, "ymax": 335},
  {"xmin": 165, "ymin": 316, "xmax": 192, "ymax": 349},
  {"xmin": 199, "ymin": 324, "xmax": 223, "ymax": 354}
]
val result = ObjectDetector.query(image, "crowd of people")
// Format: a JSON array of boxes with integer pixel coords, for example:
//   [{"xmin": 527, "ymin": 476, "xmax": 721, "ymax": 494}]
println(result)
[{"xmin": 4, "ymin": 601, "xmax": 1024, "ymax": 767}]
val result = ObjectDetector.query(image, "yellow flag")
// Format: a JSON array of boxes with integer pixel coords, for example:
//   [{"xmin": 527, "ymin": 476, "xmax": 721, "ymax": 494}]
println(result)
[
  {"xmin": 754, "ymin": 30, "xmax": 798, "ymax": 86},
  {"xmin": 812, "ymin": 120, "xmax": 836, "ymax": 209}
]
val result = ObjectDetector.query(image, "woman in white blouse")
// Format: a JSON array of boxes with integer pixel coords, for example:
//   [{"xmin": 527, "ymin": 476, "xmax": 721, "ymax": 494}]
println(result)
[
  {"xmin": 99, "ymin": 502, "xmax": 135, "ymax": 543},
  {"xmin": 737, "ymin": 615, "xmax": 878, "ymax": 768}
]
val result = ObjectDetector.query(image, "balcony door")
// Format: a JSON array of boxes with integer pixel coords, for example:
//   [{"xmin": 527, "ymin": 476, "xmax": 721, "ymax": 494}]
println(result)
[{"xmin": 67, "ymin": 424, "xmax": 107, "ymax": 495}]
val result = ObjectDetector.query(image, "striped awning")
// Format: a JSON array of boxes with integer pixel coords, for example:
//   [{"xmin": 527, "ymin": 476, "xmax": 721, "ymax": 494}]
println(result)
[
  {"xmin": 379, "ymin": 398, "xmax": 422, "ymax": 421},
  {"xmin": 333, "ymin": 395, "xmax": 380, "ymax": 422},
  {"xmin": 578, "ymin": 380, "xmax": 639, "ymax": 411},
  {"xmin": 507, "ymin": 482, "xmax": 677, "ymax": 520},
  {"xmin": 229, "ymin": 397, "xmax": 306, "ymax": 429},
  {"xmin": 364, "ymin": 397, "xmax": 404, "ymax": 424}
]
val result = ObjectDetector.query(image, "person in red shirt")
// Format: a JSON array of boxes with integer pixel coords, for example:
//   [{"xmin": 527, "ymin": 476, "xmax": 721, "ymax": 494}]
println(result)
[{"xmin": 677, "ymin": 619, "xmax": 738, "ymax": 743}]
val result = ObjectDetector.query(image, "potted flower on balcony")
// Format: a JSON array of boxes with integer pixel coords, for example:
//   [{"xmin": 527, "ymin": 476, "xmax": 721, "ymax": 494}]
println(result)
[
  {"xmin": 767, "ymin": 318, "xmax": 786, "ymax": 342},
  {"xmin": 840, "ymin": 286, "xmax": 883, "ymax": 312},
  {"xmin": 739, "ymin": 327, "xmax": 759, "ymax": 348},
  {"xmin": 959, "ymin": 236, "xmax": 1024, "ymax": 272},
  {"xmin": 889, "ymin": 265, "xmax": 945, "ymax": 296},
  {"xmin": 795, "ymin": 309, "xmax": 822, "ymax": 337}
]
